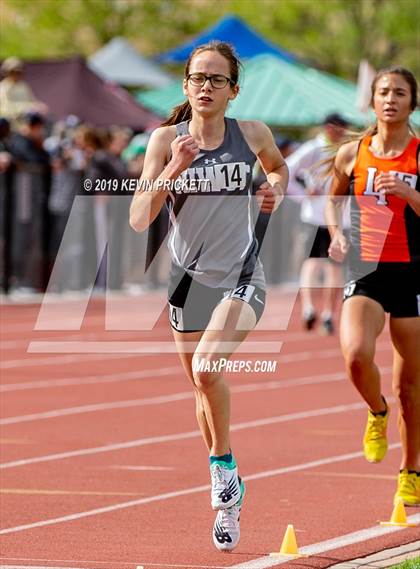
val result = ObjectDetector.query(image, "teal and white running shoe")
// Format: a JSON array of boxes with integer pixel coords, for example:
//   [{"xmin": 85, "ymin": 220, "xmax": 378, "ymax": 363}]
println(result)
[
  {"xmin": 213, "ymin": 478, "xmax": 245, "ymax": 552},
  {"xmin": 210, "ymin": 457, "xmax": 240, "ymax": 510}
]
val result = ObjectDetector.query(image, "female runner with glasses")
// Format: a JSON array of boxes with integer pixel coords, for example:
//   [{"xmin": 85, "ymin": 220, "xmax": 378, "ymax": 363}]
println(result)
[{"xmin": 130, "ymin": 41, "xmax": 288, "ymax": 551}]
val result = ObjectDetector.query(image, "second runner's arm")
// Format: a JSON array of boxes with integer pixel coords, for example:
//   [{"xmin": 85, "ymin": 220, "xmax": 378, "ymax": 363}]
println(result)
[{"xmin": 325, "ymin": 142, "xmax": 357, "ymax": 262}]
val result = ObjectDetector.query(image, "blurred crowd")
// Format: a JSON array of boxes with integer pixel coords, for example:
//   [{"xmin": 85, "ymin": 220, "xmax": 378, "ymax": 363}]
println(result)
[
  {"xmin": 0, "ymin": 56, "xmax": 346, "ymax": 321},
  {"xmin": 0, "ymin": 57, "xmax": 160, "ymax": 295},
  {"xmin": 0, "ymin": 111, "xmax": 160, "ymax": 294}
]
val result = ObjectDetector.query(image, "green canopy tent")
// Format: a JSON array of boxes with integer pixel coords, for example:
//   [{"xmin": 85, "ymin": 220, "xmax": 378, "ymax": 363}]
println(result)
[{"xmin": 138, "ymin": 54, "xmax": 420, "ymax": 128}]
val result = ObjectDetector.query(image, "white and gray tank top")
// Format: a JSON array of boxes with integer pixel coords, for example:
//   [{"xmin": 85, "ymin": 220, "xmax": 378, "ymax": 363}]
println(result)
[{"xmin": 166, "ymin": 118, "xmax": 265, "ymax": 289}]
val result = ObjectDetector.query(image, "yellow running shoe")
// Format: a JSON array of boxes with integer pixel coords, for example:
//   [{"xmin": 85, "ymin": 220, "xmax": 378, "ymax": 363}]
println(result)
[
  {"xmin": 363, "ymin": 406, "xmax": 389, "ymax": 463},
  {"xmin": 394, "ymin": 470, "xmax": 420, "ymax": 507}
]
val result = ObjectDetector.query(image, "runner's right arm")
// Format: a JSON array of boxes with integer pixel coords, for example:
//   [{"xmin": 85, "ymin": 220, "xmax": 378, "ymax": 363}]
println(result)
[
  {"xmin": 129, "ymin": 127, "xmax": 199, "ymax": 232},
  {"xmin": 325, "ymin": 141, "xmax": 357, "ymax": 262}
]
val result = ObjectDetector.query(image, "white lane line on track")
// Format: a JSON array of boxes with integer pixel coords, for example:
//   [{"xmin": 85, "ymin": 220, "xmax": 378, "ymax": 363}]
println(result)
[
  {"xmin": 111, "ymin": 465, "xmax": 175, "ymax": 471},
  {"xmin": 0, "ymin": 353, "xmax": 143, "ymax": 370},
  {"xmin": 0, "ymin": 309, "xmax": 291, "ymax": 336},
  {"xmin": 0, "ymin": 334, "xmax": 168, "ymax": 352},
  {"xmin": 0, "ymin": 562, "xmax": 227, "ymax": 569},
  {"xmin": 0, "ymin": 557, "xmax": 229, "ymax": 569},
  {"xmin": 27, "ymin": 340, "xmax": 284, "ymax": 354},
  {"xmin": 326, "ymin": 541, "xmax": 420, "ymax": 569},
  {"xmin": 0, "ymin": 443, "xmax": 402, "ymax": 535},
  {"xmin": 0, "ymin": 400, "xmax": 391, "ymax": 469},
  {"xmin": 229, "ymin": 517, "xmax": 420, "ymax": 569},
  {"xmin": 1, "ymin": 543, "xmax": 420, "ymax": 569},
  {"xmin": 25, "ymin": 342, "xmax": 391, "ymax": 357},
  {"xmin": 276, "ymin": 342, "xmax": 389, "ymax": 363},
  {"xmin": 10, "ymin": 534, "xmax": 411, "ymax": 569},
  {"xmin": 0, "ymin": 559, "xmax": 231, "ymax": 569},
  {"xmin": 0, "ymin": 371, "xmax": 344, "ymax": 424},
  {"xmin": 0, "ymin": 392, "xmax": 196, "ymax": 425},
  {"xmin": 0, "ymin": 329, "xmax": 344, "ymax": 352},
  {"xmin": 0, "ymin": 367, "xmax": 393, "ymax": 426},
  {"xmin": 4, "ymin": 301, "xmax": 168, "ymax": 333},
  {"xmin": 0, "ymin": 566, "xmax": 91, "ymax": 569},
  {"xmin": 0, "ymin": 342, "xmax": 390, "ymax": 391},
  {"xmin": 0, "ymin": 366, "xmax": 183, "ymax": 393}
]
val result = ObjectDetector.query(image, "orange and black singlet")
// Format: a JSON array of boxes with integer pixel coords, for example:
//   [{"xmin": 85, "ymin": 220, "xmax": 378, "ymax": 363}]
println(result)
[{"xmin": 349, "ymin": 135, "xmax": 420, "ymax": 272}]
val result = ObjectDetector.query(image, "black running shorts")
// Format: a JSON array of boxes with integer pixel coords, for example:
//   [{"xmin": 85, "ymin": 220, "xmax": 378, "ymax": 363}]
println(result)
[
  {"xmin": 168, "ymin": 264, "xmax": 266, "ymax": 332},
  {"xmin": 343, "ymin": 262, "xmax": 420, "ymax": 318}
]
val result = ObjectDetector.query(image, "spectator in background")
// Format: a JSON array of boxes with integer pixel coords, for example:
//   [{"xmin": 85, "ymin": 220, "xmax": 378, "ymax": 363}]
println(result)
[
  {"xmin": 46, "ymin": 123, "xmax": 93, "ymax": 292},
  {"xmin": 8, "ymin": 112, "xmax": 51, "ymax": 292},
  {"xmin": 0, "ymin": 117, "xmax": 12, "ymax": 169},
  {"xmin": 77, "ymin": 126, "xmax": 110, "ymax": 290},
  {"xmin": 124, "ymin": 132, "xmax": 169, "ymax": 291},
  {"xmin": 0, "ymin": 117, "xmax": 12, "ymax": 182},
  {"xmin": 46, "ymin": 119, "xmax": 87, "ymax": 291},
  {"xmin": 122, "ymin": 132, "xmax": 149, "ymax": 178},
  {"xmin": 120, "ymin": 133, "xmax": 156, "ymax": 291},
  {"xmin": 106, "ymin": 127, "xmax": 131, "ymax": 290},
  {"xmin": 287, "ymin": 113, "xmax": 349, "ymax": 334},
  {"xmin": 0, "ymin": 58, "xmax": 47, "ymax": 124},
  {"xmin": 253, "ymin": 136, "xmax": 295, "ymax": 252},
  {"xmin": 0, "ymin": 118, "xmax": 13, "ymax": 291},
  {"xmin": 82, "ymin": 126, "xmax": 131, "ymax": 290}
]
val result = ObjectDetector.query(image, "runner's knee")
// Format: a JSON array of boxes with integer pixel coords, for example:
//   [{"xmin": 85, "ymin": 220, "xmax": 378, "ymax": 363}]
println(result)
[
  {"xmin": 344, "ymin": 345, "xmax": 374, "ymax": 377},
  {"xmin": 393, "ymin": 374, "xmax": 419, "ymax": 412},
  {"xmin": 192, "ymin": 354, "xmax": 223, "ymax": 392}
]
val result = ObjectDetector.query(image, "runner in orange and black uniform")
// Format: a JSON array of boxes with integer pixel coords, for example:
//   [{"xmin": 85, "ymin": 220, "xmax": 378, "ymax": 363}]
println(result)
[
  {"xmin": 326, "ymin": 66, "xmax": 420, "ymax": 508},
  {"xmin": 347, "ymin": 134, "xmax": 420, "ymax": 315}
]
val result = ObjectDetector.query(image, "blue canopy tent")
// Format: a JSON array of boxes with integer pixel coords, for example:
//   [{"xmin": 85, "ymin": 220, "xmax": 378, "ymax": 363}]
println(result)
[{"xmin": 157, "ymin": 15, "xmax": 296, "ymax": 63}]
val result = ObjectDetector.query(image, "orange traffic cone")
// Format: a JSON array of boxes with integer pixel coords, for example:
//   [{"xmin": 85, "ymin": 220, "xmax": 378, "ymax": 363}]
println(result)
[
  {"xmin": 380, "ymin": 498, "xmax": 418, "ymax": 527},
  {"xmin": 270, "ymin": 524, "xmax": 306, "ymax": 557}
]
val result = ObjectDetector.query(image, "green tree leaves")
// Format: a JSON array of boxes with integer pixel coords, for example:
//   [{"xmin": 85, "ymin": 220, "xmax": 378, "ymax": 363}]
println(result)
[{"xmin": 1, "ymin": 0, "xmax": 418, "ymax": 79}]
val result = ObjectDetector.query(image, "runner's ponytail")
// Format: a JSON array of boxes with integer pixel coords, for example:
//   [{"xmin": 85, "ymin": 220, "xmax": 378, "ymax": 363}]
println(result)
[{"xmin": 162, "ymin": 101, "xmax": 192, "ymax": 126}]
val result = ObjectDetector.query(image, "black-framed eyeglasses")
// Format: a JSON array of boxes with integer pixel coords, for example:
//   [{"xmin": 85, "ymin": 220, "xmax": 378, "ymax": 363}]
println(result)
[{"xmin": 187, "ymin": 73, "xmax": 234, "ymax": 89}]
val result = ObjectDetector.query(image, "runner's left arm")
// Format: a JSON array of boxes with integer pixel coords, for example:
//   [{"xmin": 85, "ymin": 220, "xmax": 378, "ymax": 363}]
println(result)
[{"xmin": 246, "ymin": 121, "xmax": 288, "ymax": 213}]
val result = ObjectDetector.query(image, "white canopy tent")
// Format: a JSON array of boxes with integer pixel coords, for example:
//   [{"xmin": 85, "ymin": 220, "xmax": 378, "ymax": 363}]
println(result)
[{"xmin": 89, "ymin": 37, "xmax": 172, "ymax": 89}]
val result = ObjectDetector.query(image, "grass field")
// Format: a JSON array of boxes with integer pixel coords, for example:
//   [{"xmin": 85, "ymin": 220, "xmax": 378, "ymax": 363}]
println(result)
[{"xmin": 390, "ymin": 558, "xmax": 420, "ymax": 569}]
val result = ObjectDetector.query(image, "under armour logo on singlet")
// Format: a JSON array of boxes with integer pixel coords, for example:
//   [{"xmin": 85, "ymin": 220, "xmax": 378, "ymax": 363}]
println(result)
[{"xmin": 204, "ymin": 158, "xmax": 217, "ymax": 165}]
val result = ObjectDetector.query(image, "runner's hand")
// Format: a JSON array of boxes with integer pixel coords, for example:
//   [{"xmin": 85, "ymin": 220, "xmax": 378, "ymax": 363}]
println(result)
[
  {"xmin": 375, "ymin": 172, "xmax": 411, "ymax": 201},
  {"xmin": 328, "ymin": 231, "xmax": 349, "ymax": 262},
  {"xmin": 256, "ymin": 181, "xmax": 284, "ymax": 213},
  {"xmin": 170, "ymin": 135, "xmax": 200, "ymax": 172}
]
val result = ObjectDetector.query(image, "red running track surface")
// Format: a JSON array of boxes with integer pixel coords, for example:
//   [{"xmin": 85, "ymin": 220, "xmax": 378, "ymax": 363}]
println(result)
[{"xmin": 1, "ymin": 289, "xmax": 419, "ymax": 569}]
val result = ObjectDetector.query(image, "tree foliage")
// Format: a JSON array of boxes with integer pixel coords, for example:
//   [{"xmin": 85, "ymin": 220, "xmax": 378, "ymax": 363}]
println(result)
[{"xmin": 1, "ymin": 0, "xmax": 418, "ymax": 80}]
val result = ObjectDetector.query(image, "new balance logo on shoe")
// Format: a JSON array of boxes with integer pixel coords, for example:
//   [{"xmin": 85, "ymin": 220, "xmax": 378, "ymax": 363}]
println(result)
[
  {"xmin": 213, "ymin": 479, "xmax": 245, "ymax": 552},
  {"xmin": 210, "ymin": 461, "xmax": 240, "ymax": 510},
  {"xmin": 219, "ymin": 477, "xmax": 239, "ymax": 504},
  {"xmin": 214, "ymin": 519, "xmax": 233, "ymax": 544}
]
